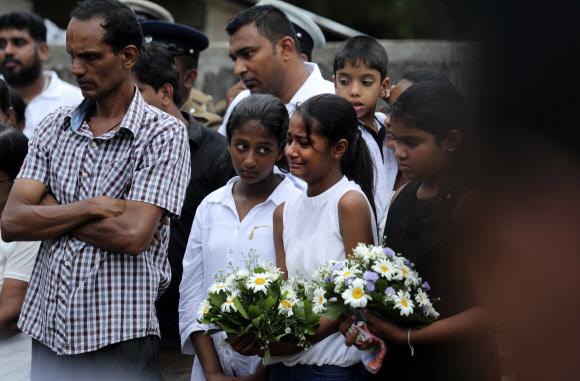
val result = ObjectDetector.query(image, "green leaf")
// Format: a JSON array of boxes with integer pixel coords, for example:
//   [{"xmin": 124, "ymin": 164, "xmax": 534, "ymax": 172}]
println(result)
[
  {"xmin": 233, "ymin": 297, "xmax": 249, "ymax": 319},
  {"xmin": 248, "ymin": 305, "xmax": 262, "ymax": 319},
  {"xmin": 322, "ymin": 302, "xmax": 348, "ymax": 321},
  {"xmin": 209, "ymin": 292, "xmax": 227, "ymax": 308},
  {"xmin": 263, "ymin": 348, "xmax": 270, "ymax": 365},
  {"xmin": 263, "ymin": 294, "xmax": 277, "ymax": 310},
  {"xmin": 252, "ymin": 316, "xmax": 263, "ymax": 328},
  {"xmin": 215, "ymin": 320, "xmax": 237, "ymax": 334}
]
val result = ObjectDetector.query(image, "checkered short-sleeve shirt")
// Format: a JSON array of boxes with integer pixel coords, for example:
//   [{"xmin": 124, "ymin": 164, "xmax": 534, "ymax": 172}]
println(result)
[{"xmin": 16, "ymin": 89, "xmax": 191, "ymax": 355}]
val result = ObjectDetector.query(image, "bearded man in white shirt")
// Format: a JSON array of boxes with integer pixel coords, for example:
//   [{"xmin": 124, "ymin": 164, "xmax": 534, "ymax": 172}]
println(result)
[
  {"xmin": 218, "ymin": 5, "xmax": 334, "ymax": 136},
  {"xmin": 0, "ymin": 12, "xmax": 83, "ymax": 138}
]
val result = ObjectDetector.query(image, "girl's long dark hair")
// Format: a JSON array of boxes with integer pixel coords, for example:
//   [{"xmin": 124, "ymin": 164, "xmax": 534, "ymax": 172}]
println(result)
[
  {"xmin": 294, "ymin": 94, "xmax": 376, "ymax": 220},
  {"xmin": 390, "ymin": 81, "xmax": 473, "ymax": 251},
  {"xmin": 0, "ymin": 124, "xmax": 28, "ymax": 179}
]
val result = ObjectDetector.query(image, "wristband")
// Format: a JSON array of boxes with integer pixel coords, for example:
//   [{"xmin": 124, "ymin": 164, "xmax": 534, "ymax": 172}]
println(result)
[{"xmin": 408, "ymin": 328, "xmax": 415, "ymax": 357}]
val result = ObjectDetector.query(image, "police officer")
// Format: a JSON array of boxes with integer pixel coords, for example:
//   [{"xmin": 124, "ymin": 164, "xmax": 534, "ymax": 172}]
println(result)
[{"xmin": 140, "ymin": 20, "xmax": 223, "ymax": 129}]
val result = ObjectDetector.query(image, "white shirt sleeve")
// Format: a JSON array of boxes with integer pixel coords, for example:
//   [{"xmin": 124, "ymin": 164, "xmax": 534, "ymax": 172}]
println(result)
[
  {"xmin": 2, "ymin": 240, "xmax": 40, "ymax": 283},
  {"xmin": 179, "ymin": 203, "xmax": 209, "ymax": 355}
]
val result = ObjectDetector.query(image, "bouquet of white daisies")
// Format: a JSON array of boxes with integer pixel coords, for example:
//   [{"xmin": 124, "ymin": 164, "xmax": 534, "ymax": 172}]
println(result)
[
  {"xmin": 197, "ymin": 251, "xmax": 321, "ymax": 364},
  {"xmin": 310, "ymin": 243, "xmax": 439, "ymax": 327}
]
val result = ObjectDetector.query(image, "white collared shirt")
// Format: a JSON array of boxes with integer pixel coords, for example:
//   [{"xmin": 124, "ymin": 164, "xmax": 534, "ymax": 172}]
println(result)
[
  {"xmin": 23, "ymin": 70, "xmax": 83, "ymax": 138},
  {"xmin": 218, "ymin": 62, "xmax": 334, "ymax": 135},
  {"xmin": 359, "ymin": 112, "xmax": 398, "ymax": 233},
  {"xmin": 179, "ymin": 175, "xmax": 300, "ymax": 380}
]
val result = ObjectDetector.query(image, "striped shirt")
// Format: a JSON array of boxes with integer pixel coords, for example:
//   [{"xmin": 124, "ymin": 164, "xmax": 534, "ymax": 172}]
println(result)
[{"xmin": 16, "ymin": 88, "xmax": 191, "ymax": 355}]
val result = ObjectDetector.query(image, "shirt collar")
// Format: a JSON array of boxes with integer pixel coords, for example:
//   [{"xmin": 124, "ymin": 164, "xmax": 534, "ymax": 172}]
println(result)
[
  {"xmin": 208, "ymin": 175, "xmax": 295, "ymax": 207},
  {"xmin": 69, "ymin": 85, "xmax": 144, "ymax": 136},
  {"xmin": 288, "ymin": 62, "xmax": 324, "ymax": 108}
]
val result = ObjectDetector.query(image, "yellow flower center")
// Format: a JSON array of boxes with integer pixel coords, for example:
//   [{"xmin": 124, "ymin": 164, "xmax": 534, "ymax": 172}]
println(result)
[
  {"xmin": 352, "ymin": 288, "xmax": 363, "ymax": 299},
  {"xmin": 255, "ymin": 278, "xmax": 266, "ymax": 285},
  {"xmin": 402, "ymin": 268, "xmax": 409, "ymax": 276},
  {"xmin": 380, "ymin": 266, "xmax": 388, "ymax": 272},
  {"xmin": 227, "ymin": 300, "xmax": 234, "ymax": 304},
  {"xmin": 343, "ymin": 271, "xmax": 351, "ymax": 277},
  {"xmin": 216, "ymin": 285, "xmax": 223, "ymax": 288},
  {"xmin": 281, "ymin": 300, "xmax": 292, "ymax": 308},
  {"xmin": 319, "ymin": 296, "xmax": 324, "ymax": 304},
  {"xmin": 419, "ymin": 295, "xmax": 424, "ymax": 302},
  {"xmin": 203, "ymin": 307, "xmax": 209, "ymax": 313},
  {"xmin": 401, "ymin": 299, "xmax": 408, "ymax": 307}
]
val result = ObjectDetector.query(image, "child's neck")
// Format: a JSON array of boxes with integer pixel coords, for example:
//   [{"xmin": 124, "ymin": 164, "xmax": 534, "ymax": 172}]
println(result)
[
  {"xmin": 306, "ymin": 170, "xmax": 344, "ymax": 197},
  {"xmin": 360, "ymin": 114, "xmax": 378, "ymax": 135}
]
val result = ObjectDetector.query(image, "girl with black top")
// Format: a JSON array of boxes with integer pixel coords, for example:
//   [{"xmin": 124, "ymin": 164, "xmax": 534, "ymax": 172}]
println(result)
[{"xmin": 341, "ymin": 81, "xmax": 501, "ymax": 380}]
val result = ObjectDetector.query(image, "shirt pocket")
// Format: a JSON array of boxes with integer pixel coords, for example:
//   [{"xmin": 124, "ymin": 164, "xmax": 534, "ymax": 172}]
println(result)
[{"xmin": 96, "ymin": 152, "xmax": 135, "ymax": 198}]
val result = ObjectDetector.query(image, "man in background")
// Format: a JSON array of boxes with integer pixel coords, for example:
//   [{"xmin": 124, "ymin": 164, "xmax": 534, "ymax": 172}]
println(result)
[
  {"xmin": 0, "ymin": 11, "xmax": 82, "ymax": 138},
  {"xmin": 140, "ymin": 20, "xmax": 223, "ymax": 129}
]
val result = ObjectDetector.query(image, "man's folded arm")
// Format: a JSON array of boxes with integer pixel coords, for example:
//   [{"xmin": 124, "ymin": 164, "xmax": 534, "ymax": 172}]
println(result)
[
  {"xmin": 1, "ymin": 178, "xmax": 123, "ymax": 242},
  {"xmin": 70, "ymin": 200, "xmax": 163, "ymax": 256}
]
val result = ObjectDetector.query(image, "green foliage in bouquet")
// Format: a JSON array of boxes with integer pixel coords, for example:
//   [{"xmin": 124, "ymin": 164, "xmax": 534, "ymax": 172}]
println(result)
[
  {"xmin": 198, "ymin": 251, "xmax": 321, "ymax": 364},
  {"xmin": 309, "ymin": 243, "xmax": 440, "ymax": 328}
]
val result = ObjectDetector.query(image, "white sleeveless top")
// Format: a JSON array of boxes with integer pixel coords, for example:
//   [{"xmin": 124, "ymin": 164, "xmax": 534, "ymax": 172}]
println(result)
[{"xmin": 271, "ymin": 176, "xmax": 378, "ymax": 367}]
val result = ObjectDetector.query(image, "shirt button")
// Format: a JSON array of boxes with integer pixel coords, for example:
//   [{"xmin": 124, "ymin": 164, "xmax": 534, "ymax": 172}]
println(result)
[
  {"xmin": 59, "ymin": 292, "xmax": 66, "ymax": 298},
  {"xmin": 228, "ymin": 249, "xmax": 233, "ymax": 254},
  {"xmin": 91, "ymin": 141, "xmax": 97, "ymax": 147},
  {"xmin": 82, "ymin": 172, "xmax": 89, "ymax": 178},
  {"xmin": 64, "ymin": 261, "xmax": 70, "ymax": 266}
]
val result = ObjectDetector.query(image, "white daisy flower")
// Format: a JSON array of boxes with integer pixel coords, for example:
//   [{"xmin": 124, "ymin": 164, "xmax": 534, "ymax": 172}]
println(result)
[
  {"xmin": 208, "ymin": 282, "xmax": 227, "ymax": 294},
  {"xmin": 370, "ymin": 245, "xmax": 386, "ymax": 259},
  {"xmin": 397, "ymin": 264, "xmax": 412, "ymax": 281},
  {"xmin": 281, "ymin": 285, "xmax": 296, "ymax": 300},
  {"xmin": 312, "ymin": 268, "xmax": 324, "ymax": 282},
  {"xmin": 197, "ymin": 299, "xmax": 212, "ymax": 320},
  {"xmin": 285, "ymin": 327, "xmax": 292, "ymax": 334},
  {"xmin": 342, "ymin": 278, "xmax": 372, "ymax": 308},
  {"xmin": 414, "ymin": 288, "xmax": 430, "ymax": 307},
  {"xmin": 236, "ymin": 269, "xmax": 250, "ymax": 280},
  {"xmin": 404, "ymin": 270, "xmax": 421, "ymax": 287},
  {"xmin": 333, "ymin": 265, "xmax": 361, "ymax": 284},
  {"xmin": 353, "ymin": 243, "xmax": 371, "ymax": 257},
  {"xmin": 224, "ymin": 274, "xmax": 238, "ymax": 289},
  {"xmin": 393, "ymin": 290, "xmax": 414, "ymax": 316},
  {"xmin": 392, "ymin": 255, "xmax": 406, "ymax": 267},
  {"xmin": 426, "ymin": 305, "xmax": 440, "ymax": 319},
  {"xmin": 372, "ymin": 259, "xmax": 398, "ymax": 280},
  {"xmin": 221, "ymin": 291, "xmax": 239, "ymax": 313},
  {"xmin": 312, "ymin": 287, "xmax": 327, "ymax": 313},
  {"xmin": 278, "ymin": 299, "xmax": 294, "ymax": 317},
  {"xmin": 246, "ymin": 274, "xmax": 271, "ymax": 293}
]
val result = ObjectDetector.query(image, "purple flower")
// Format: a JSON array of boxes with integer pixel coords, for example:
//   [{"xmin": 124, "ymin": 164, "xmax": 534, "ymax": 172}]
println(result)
[
  {"xmin": 404, "ymin": 259, "xmax": 411, "ymax": 266},
  {"xmin": 422, "ymin": 306, "xmax": 429, "ymax": 316},
  {"xmin": 345, "ymin": 278, "xmax": 353, "ymax": 287},
  {"xmin": 383, "ymin": 247, "xmax": 394, "ymax": 257},
  {"xmin": 325, "ymin": 276, "xmax": 335, "ymax": 283},
  {"xmin": 363, "ymin": 271, "xmax": 379, "ymax": 283},
  {"xmin": 421, "ymin": 282, "xmax": 431, "ymax": 291},
  {"xmin": 331, "ymin": 263, "xmax": 345, "ymax": 272},
  {"xmin": 385, "ymin": 287, "xmax": 395, "ymax": 296},
  {"xmin": 366, "ymin": 281, "xmax": 375, "ymax": 292}
]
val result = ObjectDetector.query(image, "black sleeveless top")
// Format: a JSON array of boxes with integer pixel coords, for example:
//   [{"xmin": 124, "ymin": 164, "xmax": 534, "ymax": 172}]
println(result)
[{"xmin": 370, "ymin": 181, "xmax": 500, "ymax": 381}]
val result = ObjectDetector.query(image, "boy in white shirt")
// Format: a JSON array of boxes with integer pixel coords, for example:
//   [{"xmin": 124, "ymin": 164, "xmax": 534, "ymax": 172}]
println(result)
[{"xmin": 333, "ymin": 36, "xmax": 398, "ymax": 230}]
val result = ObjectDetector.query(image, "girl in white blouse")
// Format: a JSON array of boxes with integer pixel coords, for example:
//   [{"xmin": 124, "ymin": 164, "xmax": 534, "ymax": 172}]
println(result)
[
  {"xmin": 269, "ymin": 94, "xmax": 378, "ymax": 380},
  {"xmin": 179, "ymin": 94, "xmax": 301, "ymax": 381}
]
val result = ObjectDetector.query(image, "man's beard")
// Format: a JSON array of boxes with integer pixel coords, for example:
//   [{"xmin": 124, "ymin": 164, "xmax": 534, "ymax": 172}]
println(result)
[{"xmin": 1, "ymin": 51, "xmax": 42, "ymax": 88}]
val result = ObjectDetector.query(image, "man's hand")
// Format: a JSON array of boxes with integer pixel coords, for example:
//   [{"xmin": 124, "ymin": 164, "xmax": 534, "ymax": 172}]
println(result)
[
  {"xmin": 225, "ymin": 81, "xmax": 247, "ymax": 110},
  {"xmin": 89, "ymin": 196, "xmax": 126, "ymax": 219},
  {"xmin": 150, "ymin": 216, "xmax": 170, "ymax": 246}
]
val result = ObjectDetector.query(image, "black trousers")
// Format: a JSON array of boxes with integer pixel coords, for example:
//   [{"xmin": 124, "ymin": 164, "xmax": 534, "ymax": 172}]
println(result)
[{"xmin": 31, "ymin": 336, "xmax": 160, "ymax": 381}]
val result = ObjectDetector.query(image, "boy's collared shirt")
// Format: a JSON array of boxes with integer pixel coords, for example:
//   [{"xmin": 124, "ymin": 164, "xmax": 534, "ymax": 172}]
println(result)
[
  {"xmin": 16, "ymin": 89, "xmax": 191, "ymax": 355},
  {"xmin": 358, "ymin": 113, "xmax": 398, "ymax": 228}
]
